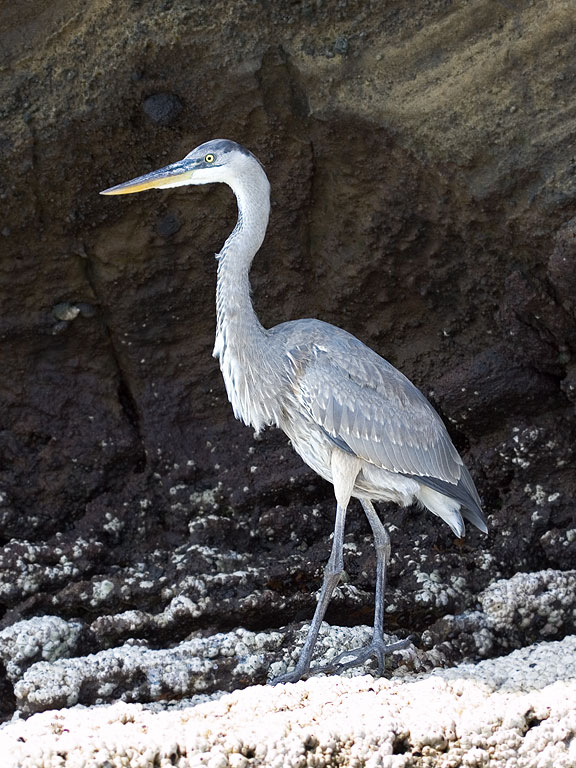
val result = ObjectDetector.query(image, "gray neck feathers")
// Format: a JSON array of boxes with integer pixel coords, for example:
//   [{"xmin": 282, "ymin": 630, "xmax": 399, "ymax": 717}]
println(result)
[{"xmin": 213, "ymin": 157, "xmax": 271, "ymax": 359}]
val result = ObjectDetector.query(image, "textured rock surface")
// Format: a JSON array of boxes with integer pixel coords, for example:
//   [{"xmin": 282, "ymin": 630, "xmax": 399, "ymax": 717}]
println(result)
[
  {"xmin": 2, "ymin": 637, "xmax": 576, "ymax": 768},
  {"xmin": 2, "ymin": 570, "xmax": 573, "ymax": 717},
  {"xmin": 1, "ymin": 0, "xmax": 575, "ymax": 737}
]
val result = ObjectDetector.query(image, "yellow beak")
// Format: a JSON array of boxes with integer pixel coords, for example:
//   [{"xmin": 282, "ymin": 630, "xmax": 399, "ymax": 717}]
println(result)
[{"xmin": 100, "ymin": 163, "xmax": 195, "ymax": 195}]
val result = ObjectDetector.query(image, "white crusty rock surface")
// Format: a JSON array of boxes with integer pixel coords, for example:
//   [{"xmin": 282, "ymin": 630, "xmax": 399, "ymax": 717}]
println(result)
[
  {"xmin": 2, "ymin": 636, "xmax": 575, "ymax": 768},
  {"xmin": 5, "ymin": 570, "xmax": 575, "ymax": 716}
]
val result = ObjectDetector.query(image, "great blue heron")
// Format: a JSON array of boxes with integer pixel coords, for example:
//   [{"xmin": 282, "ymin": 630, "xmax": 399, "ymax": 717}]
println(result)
[{"xmin": 101, "ymin": 139, "xmax": 487, "ymax": 684}]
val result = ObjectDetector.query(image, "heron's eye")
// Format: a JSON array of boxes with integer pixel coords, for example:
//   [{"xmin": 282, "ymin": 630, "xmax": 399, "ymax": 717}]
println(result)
[{"xmin": 205, "ymin": 154, "xmax": 215, "ymax": 163}]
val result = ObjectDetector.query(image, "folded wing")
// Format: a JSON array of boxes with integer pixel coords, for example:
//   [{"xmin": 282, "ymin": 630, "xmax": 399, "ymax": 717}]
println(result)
[{"xmin": 288, "ymin": 333, "xmax": 463, "ymax": 486}]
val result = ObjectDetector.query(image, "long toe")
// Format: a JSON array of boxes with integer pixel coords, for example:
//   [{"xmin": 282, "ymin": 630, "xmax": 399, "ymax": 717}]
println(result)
[
  {"xmin": 314, "ymin": 636, "xmax": 412, "ymax": 677},
  {"xmin": 269, "ymin": 664, "xmax": 309, "ymax": 686}
]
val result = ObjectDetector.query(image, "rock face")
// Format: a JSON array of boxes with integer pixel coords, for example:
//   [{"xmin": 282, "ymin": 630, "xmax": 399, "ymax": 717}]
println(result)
[
  {"xmin": 0, "ymin": 0, "xmax": 575, "ymax": 726},
  {"xmin": 2, "ymin": 637, "xmax": 576, "ymax": 768},
  {"xmin": 1, "ymin": 570, "xmax": 573, "ymax": 717}
]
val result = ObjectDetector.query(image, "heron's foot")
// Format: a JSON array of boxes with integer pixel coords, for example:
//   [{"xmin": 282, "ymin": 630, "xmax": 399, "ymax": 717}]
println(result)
[
  {"xmin": 269, "ymin": 662, "xmax": 310, "ymax": 686},
  {"xmin": 312, "ymin": 635, "xmax": 412, "ymax": 677}
]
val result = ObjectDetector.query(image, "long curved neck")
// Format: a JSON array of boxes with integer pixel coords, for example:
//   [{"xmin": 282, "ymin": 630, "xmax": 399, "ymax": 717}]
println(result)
[{"xmin": 213, "ymin": 159, "xmax": 270, "ymax": 359}]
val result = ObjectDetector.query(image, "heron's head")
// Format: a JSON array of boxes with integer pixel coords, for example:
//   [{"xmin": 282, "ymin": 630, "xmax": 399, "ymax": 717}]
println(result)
[{"xmin": 100, "ymin": 139, "xmax": 261, "ymax": 196}]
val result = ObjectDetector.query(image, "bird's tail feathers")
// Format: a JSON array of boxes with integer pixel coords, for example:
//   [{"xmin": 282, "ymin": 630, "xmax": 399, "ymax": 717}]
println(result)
[
  {"xmin": 412, "ymin": 469, "xmax": 487, "ymax": 535},
  {"xmin": 416, "ymin": 485, "xmax": 466, "ymax": 538}
]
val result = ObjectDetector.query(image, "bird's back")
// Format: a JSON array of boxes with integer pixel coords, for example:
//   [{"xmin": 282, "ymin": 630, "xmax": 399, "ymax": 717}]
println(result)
[{"xmin": 267, "ymin": 318, "xmax": 485, "ymax": 532}]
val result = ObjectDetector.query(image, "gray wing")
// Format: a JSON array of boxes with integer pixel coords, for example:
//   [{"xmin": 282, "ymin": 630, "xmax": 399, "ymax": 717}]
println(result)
[{"xmin": 285, "ymin": 324, "xmax": 463, "ymax": 485}]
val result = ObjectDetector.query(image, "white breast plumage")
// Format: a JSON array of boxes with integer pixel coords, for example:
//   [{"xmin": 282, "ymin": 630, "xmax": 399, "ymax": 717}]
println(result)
[{"xmin": 213, "ymin": 329, "xmax": 278, "ymax": 435}]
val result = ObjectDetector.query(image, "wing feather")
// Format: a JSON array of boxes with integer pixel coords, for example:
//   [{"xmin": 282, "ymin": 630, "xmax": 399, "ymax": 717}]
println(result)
[{"xmin": 287, "ymin": 329, "xmax": 462, "ymax": 485}]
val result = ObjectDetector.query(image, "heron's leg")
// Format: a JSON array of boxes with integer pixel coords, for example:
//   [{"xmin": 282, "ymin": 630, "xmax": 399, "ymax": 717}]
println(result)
[
  {"xmin": 317, "ymin": 499, "xmax": 410, "ymax": 675},
  {"xmin": 363, "ymin": 498, "xmax": 390, "ymax": 646},
  {"xmin": 270, "ymin": 450, "xmax": 360, "ymax": 685},
  {"xmin": 270, "ymin": 500, "xmax": 348, "ymax": 685}
]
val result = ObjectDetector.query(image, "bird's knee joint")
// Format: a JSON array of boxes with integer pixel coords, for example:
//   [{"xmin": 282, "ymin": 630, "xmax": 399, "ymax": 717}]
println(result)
[
  {"xmin": 375, "ymin": 542, "xmax": 391, "ymax": 559},
  {"xmin": 324, "ymin": 560, "xmax": 343, "ymax": 579}
]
